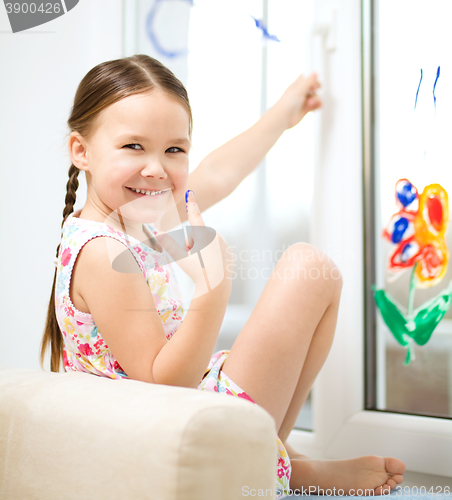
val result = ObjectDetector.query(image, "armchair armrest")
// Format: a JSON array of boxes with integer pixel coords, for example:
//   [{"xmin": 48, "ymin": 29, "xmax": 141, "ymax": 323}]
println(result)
[{"xmin": 0, "ymin": 368, "xmax": 277, "ymax": 500}]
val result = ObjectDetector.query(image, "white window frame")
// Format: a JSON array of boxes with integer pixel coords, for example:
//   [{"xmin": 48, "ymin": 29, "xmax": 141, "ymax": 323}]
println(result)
[{"xmin": 288, "ymin": 0, "xmax": 452, "ymax": 477}]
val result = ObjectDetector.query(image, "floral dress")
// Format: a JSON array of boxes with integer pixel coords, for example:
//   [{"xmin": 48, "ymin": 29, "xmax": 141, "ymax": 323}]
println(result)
[{"xmin": 55, "ymin": 210, "xmax": 291, "ymax": 498}]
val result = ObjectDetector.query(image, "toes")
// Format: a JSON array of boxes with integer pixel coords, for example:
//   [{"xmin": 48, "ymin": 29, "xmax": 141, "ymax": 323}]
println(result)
[
  {"xmin": 374, "ymin": 477, "xmax": 399, "ymax": 497},
  {"xmin": 384, "ymin": 456, "xmax": 406, "ymax": 475},
  {"xmin": 374, "ymin": 484, "xmax": 391, "ymax": 496},
  {"xmin": 386, "ymin": 479, "xmax": 397, "ymax": 489},
  {"xmin": 391, "ymin": 474, "xmax": 404, "ymax": 485}
]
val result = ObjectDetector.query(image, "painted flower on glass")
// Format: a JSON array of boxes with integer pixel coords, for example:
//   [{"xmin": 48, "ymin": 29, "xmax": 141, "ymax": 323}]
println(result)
[
  {"xmin": 373, "ymin": 178, "xmax": 452, "ymax": 364},
  {"xmin": 382, "ymin": 179, "xmax": 448, "ymax": 287}
]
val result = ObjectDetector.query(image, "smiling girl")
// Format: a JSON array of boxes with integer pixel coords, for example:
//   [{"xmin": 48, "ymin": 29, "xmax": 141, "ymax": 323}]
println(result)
[{"xmin": 40, "ymin": 55, "xmax": 405, "ymax": 498}]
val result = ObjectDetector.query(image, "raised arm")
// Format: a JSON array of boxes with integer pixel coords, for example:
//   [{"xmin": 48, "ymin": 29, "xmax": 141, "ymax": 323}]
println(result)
[{"xmin": 173, "ymin": 72, "xmax": 322, "ymax": 224}]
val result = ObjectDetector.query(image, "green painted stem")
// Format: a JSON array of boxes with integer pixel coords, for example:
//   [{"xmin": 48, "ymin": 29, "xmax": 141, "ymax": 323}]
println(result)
[{"xmin": 405, "ymin": 262, "xmax": 418, "ymax": 364}]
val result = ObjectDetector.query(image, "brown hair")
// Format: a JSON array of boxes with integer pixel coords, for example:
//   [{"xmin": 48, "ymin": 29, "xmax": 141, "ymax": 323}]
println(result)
[{"xmin": 39, "ymin": 54, "xmax": 193, "ymax": 372}]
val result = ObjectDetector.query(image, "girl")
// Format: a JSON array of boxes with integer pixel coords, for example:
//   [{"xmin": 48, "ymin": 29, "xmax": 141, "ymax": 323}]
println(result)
[{"xmin": 40, "ymin": 55, "xmax": 405, "ymax": 498}]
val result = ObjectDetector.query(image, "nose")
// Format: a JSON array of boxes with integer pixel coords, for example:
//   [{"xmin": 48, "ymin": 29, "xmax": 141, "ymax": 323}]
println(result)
[{"xmin": 141, "ymin": 159, "xmax": 167, "ymax": 180}]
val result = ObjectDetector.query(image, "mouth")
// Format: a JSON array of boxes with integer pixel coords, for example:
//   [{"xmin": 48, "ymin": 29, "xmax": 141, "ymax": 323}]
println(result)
[{"xmin": 125, "ymin": 187, "xmax": 171, "ymax": 197}]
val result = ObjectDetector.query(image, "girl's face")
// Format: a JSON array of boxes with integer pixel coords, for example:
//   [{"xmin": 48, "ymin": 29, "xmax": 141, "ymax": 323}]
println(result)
[{"xmin": 70, "ymin": 89, "xmax": 191, "ymax": 229}]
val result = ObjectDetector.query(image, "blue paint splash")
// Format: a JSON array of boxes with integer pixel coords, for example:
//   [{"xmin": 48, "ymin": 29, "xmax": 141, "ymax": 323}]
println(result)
[
  {"xmin": 433, "ymin": 65, "xmax": 441, "ymax": 110},
  {"xmin": 146, "ymin": 0, "xmax": 194, "ymax": 59},
  {"xmin": 392, "ymin": 217, "xmax": 409, "ymax": 243},
  {"xmin": 249, "ymin": 15, "xmax": 280, "ymax": 42},
  {"xmin": 414, "ymin": 68, "xmax": 423, "ymax": 110},
  {"xmin": 397, "ymin": 180, "xmax": 417, "ymax": 207}
]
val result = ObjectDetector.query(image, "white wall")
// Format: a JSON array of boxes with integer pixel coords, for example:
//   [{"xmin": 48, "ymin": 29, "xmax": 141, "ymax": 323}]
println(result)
[{"xmin": 0, "ymin": 0, "xmax": 124, "ymax": 370}]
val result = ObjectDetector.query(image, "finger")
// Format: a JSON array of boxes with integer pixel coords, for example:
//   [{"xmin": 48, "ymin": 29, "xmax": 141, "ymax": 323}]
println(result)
[
  {"xmin": 185, "ymin": 190, "xmax": 205, "ymax": 227},
  {"xmin": 156, "ymin": 230, "xmax": 208, "ymax": 290},
  {"xmin": 306, "ymin": 95, "xmax": 322, "ymax": 110},
  {"xmin": 295, "ymin": 75, "xmax": 320, "ymax": 101},
  {"xmin": 309, "ymin": 73, "xmax": 321, "ymax": 90},
  {"xmin": 306, "ymin": 92, "xmax": 319, "ymax": 101},
  {"xmin": 185, "ymin": 189, "xmax": 211, "ymax": 256},
  {"xmin": 154, "ymin": 230, "xmax": 188, "ymax": 263},
  {"xmin": 185, "ymin": 232, "xmax": 194, "ymax": 252},
  {"xmin": 200, "ymin": 235, "xmax": 225, "ymax": 291}
]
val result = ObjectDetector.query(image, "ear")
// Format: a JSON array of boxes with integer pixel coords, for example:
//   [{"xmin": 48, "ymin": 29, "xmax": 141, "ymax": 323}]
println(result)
[{"xmin": 69, "ymin": 132, "xmax": 90, "ymax": 172}]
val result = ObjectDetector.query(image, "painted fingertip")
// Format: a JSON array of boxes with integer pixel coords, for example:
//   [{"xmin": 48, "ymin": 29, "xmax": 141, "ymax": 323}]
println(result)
[{"xmin": 185, "ymin": 190, "xmax": 195, "ymax": 204}]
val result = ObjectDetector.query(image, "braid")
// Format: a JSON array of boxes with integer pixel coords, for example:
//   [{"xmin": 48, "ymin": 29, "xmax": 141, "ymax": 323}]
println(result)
[
  {"xmin": 40, "ymin": 163, "xmax": 81, "ymax": 372},
  {"xmin": 56, "ymin": 163, "xmax": 80, "ymax": 260},
  {"xmin": 62, "ymin": 163, "xmax": 80, "ymax": 227}
]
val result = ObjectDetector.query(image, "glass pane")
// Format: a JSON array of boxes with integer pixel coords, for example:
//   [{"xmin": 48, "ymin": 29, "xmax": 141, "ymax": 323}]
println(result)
[
  {"xmin": 266, "ymin": 0, "xmax": 314, "ymax": 432},
  {"xmin": 186, "ymin": 0, "xmax": 315, "ymax": 430},
  {"xmin": 373, "ymin": 0, "xmax": 452, "ymax": 418},
  {"xmin": 186, "ymin": 0, "xmax": 264, "ymax": 306}
]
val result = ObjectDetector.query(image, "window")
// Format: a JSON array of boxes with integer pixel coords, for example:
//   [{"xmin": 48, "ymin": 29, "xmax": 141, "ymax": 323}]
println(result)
[
  {"xmin": 186, "ymin": 0, "xmax": 316, "ymax": 431},
  {"xmin": 366, "ymin": 0, "xmax": 452, "ymax": 420},
  {"xmin": 287, "ymin": 0, "xmax": 452, "ymax": 477}
]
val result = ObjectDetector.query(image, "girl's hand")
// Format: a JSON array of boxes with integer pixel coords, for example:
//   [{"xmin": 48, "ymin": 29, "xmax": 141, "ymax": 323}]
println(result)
[
  {"xmin": 155, "ymin": 191, "xmax": 233, "ymax": 297},
  {"xmin": 274, "ymin": 72, "xmax": 322, "ymax": 130}
]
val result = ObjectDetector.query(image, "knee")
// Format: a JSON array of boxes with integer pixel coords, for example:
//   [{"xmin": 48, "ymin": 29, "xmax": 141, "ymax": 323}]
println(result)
[{"xmin": 280, "ymin": 243, "xmax": 343, "ymax": 297}]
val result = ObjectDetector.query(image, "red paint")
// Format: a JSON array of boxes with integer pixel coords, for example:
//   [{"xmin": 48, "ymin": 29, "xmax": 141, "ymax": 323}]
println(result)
[{"xmin": 427, "ymin": 195, "xmax": 443, "ymax": 230}]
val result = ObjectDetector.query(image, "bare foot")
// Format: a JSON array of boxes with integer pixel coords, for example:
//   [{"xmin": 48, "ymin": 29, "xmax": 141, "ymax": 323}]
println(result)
[{"xmin": 288, "ymin": 454, "xmax": 405, "ymax": 496}]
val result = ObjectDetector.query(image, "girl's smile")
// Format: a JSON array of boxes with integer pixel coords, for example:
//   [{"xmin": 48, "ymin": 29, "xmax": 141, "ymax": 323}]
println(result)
[{"xmin": 125, "ymin": 186, "xmax": 172, "ymax": 196}]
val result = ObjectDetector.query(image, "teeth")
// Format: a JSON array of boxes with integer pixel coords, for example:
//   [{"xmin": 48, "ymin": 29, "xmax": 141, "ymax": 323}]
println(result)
[{"xmin": 129, "ymin": 187, "xmax": 166, "ymax": 195}]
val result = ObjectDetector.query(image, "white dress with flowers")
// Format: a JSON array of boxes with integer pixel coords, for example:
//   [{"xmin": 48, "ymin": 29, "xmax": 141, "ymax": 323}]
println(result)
[{"xmin": 55, "ymin": 210, "xmax": 291, "ymax": 498}]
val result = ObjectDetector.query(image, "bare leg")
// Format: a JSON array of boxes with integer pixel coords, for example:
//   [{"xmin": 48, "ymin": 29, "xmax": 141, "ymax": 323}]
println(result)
[
  {"xmin": 278, "ymin": 293, "xmax": 342, "ymax": 444},
  {"xmin": 221, "ymin": 243, "xmax": 405, "ymax": 495},
  {"xmin": 222, "ymin": 243, "xmax": 342, "ymax": 433},
  {"xmin": 278, "ymin": 286, "xmax": 406, "ymax": 495}
]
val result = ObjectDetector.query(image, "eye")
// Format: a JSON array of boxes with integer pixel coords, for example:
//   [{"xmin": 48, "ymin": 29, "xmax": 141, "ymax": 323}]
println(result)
[
  {"xmin": 166, "ymin": 147, "xmax": 184, "ymax": 153},
  {"xmin": 124, "ymin": 143, "xmax": 143, "ymax": 150}
]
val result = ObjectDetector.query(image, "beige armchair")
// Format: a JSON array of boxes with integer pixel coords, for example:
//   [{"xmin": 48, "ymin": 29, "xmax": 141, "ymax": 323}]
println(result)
[{"xmin": 0, "ymin": 367, "xmax": 278, "ymax": 500}]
